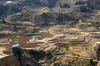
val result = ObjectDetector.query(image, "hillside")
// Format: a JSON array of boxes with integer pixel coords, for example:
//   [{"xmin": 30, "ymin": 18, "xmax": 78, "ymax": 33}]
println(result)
[{"xmin": 0, "ymin": 0, "xmax": 100, "ymax": 66}]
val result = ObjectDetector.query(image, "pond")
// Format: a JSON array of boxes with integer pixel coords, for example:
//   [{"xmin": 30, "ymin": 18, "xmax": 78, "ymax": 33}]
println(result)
[
  {"xmin": 31, "ymin": 35, "xmax": 42, "ymax": 37},
  {"xmin": 12, "ymin": 44, "xmax": 20, "ymax": 47},
  {"xmin": 26, "ymin": 34, "xmax": 42, "ymax": 37}
]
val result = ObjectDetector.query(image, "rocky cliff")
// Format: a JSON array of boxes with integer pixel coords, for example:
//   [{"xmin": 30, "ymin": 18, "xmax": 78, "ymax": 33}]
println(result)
[
  {"xmin": 0, "ymin": 0, "xmax": 99, "ymax": 24},
  {"xmin": 0, "ymin": 55, "xmax": 20, "ymax": 66},
  {"xmin": 11, "ymin": 44, "xmax": 58, "ymax": 66}
]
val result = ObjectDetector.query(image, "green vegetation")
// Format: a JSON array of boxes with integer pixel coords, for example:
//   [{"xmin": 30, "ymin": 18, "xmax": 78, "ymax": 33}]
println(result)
[
  {"xmin": 60, "ymin": 47, "xmax": 65, "ymax": 51},
  {"xmin": 24, "ymin": 28, "xmax": 33, "ymax": 33},
  {"xmin": 13, "ymin": 32, "xmax": 23, "ymax": 36},
  {"xmin": 92, "ymin": 24, "xmax": 100, "ymax": 27},
  {"xmin": 97, "ymin": 28, "xmax": 100, "ymax": 30},
  {"xmin": 0, "ymin": 24, "xmax": 10, "ymax": 27},
  {"xmin": 90, "ymin": 23, "xmax": 100, "ymax": 31},
  {"xmin": 21, "ymin": 23, "xmax": 32, "ymax": 26},
  {"xmin": 69, "ymin": 39, "xmax": 86, "ymax": 45}
]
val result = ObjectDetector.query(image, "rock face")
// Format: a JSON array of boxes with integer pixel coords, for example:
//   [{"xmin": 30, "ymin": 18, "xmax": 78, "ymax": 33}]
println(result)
[
  {"xmin": 0, "ymin": 45, "xmax": 20, "ymax": 66},
  {"xmin": 12, "ymin": 44, "xmax": 59, "ymax": 66},
  {"xmin": 0, "ymin": 55, "xmax": 20, "ymax": 66},
  {"xmin": 0, "ymin": 5, "xmax": 8, "ymax": 18},
  {"xmin": 0, "ymin": 0, "xmax": 99, "ymax": 24},
  {"xmin": 0, "ymin": 2, "xmax": 22, "ymax": 19},
  {"xmin": 96, "ymin": 46, "xmax": 100, "ymax": 60},
  {"xmin": 33, "ymin": 13, "xmax": 76, "ymax": 26},
  {"xmin": 5, "ymin": 12, "xmax": 76, "ymax": 26},
  {"xmin": 12, "ymin": 47, "xmax": 40, "ymax": 66},
  {"xmin": 50, "ymin": 56, "xmax": 92, "ymax": 66},
  {"xmin": 11, "ymin": 43, "xmax": 97, "ymax": 66}
]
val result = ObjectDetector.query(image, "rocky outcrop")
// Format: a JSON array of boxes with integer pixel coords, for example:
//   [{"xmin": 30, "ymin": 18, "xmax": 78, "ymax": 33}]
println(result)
[
  {"xmin": 5, "ymin": 12, "xmax": 76, "ymax": 26},
  {"xmin": 50, "ymin": 56, "xmax": 92, "ymax": 66},
  {"xmin": 0, "ymin": 0, "xmax": 99, "ymax": 27},
  {"xmin": 5, "ymin": 13, "xmax": 32, "ymax": 22},
  {"xmin": 12, "ymin": 44, "xmax": 60, "ymax": 66},
  {"xmin": 0, "ymin": 0, "xmax": 98, "ymax": 18},
  {"xmin": 12, "ymin": 47, "xmax": 40, "ymax": 66},
  {"xmin": 0, "ymin": 2, "xmax": 22, "ymax": 19},
  {"xmin": 96, "ymin": 46, "xmax": 100, "ymax": 60},
  {"xmin": 0, "ymin": 55, "xmax": 20, "ymax": 66},
  {"xmin": 0, "ymin": 5, "xmax": 8, "ymax": 19},
  {"xmin": 33, "ymin": 12, "xmax": 76, "ymax": 26}
]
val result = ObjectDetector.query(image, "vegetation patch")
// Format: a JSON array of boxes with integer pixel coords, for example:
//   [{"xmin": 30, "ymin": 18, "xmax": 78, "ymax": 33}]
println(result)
[
  {"xmin": 69, "ymin": 39, "xmax": 87, "ymax": 45},
  {"xmin": 60, "ymin": 47, "xmax": 65, "ymax": 51},
  {"xmin": 0, "ymin": 24, "xmax": 10, "ymax": 27}
]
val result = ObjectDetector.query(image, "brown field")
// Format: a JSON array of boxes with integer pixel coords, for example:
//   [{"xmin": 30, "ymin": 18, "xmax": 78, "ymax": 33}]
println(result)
[
  {"xmin": 19, "ymin": 42, "xmax": 44, "ymax": 48},
  {"xmin": 55, "ymin": 43, "xmax": 68, "ymax": 47},
  {"xmin": 10, "ymin": 37, "xmax": 44, "ymax": 48}
]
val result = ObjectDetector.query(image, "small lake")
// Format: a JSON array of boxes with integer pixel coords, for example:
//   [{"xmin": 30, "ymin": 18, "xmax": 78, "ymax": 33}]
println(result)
[
  {"xmin": 26, "ymin": 34, "xmax": 42, "ymax": 37},
  {"xmin": 12, "ymin": 44, "xmax": 20, "ymax": 47},
  {"xmin": 31, "ymin": 35, "xmax": 42, "ymax": 37}
]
